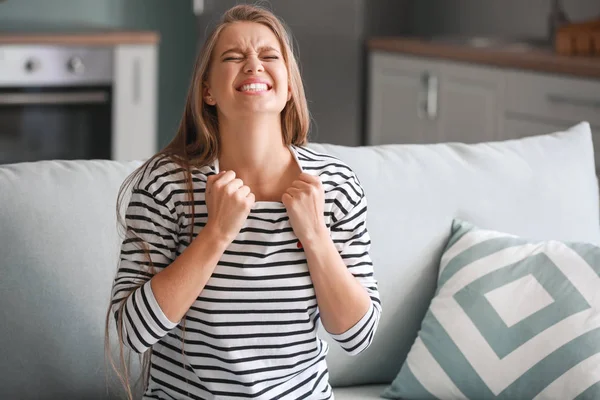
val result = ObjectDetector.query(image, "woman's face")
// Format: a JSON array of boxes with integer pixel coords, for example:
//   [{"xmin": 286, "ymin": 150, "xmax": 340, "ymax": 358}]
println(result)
[{"xmin": 205, "ymin": 21, "xmax": 291, "ymax": 119}]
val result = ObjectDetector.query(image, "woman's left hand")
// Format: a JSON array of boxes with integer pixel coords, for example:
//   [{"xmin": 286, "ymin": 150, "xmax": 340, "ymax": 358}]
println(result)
[{"xmin": 282, "ymin": 173, "xmax": 328, "ymax": 247}]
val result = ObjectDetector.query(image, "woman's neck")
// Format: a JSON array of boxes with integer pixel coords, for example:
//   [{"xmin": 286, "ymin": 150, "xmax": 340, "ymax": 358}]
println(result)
[{"xmin": 217, "ymin": 115, "xmax": 294, "ymax": 187}]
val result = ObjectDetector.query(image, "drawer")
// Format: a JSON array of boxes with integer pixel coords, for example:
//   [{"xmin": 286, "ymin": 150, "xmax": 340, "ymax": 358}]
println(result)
[{"xmin": 505, "ymin": 70, "xmax": 600, "ymax": 126}]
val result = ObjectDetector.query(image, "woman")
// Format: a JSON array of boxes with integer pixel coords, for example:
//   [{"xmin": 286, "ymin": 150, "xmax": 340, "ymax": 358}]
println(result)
[{"xmin": 107, "ymin": 4, "xmax": 381, "ymax": 399}]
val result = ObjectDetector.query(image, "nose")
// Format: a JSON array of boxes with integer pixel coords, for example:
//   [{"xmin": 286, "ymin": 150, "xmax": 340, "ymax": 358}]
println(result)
[{"xmin": 244, "ymin": 55, "xmax": 264, "ymax": 74}]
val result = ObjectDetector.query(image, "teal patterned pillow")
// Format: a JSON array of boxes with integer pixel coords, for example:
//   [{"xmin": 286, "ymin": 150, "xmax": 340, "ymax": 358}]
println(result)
[{"xmin": 384, "ymin": 219, "xmax": 600, "ymax": 400}]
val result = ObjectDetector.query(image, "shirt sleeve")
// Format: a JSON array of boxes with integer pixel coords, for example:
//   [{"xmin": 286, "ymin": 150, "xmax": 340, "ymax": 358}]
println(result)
[
  {"xmin": 110, "ymin": 172, "xmax": 181, "ymax": 354},
  {"xmin": 326, "ymin": 179, "xmax": 382, "ymax": 356}
]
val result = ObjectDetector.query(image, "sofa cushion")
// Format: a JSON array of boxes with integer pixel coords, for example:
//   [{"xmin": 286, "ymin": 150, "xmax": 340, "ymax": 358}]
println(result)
[
  {"xmin": 333, "ymin": 384, "xmax": 389, "ymax": 399},
  {"xmin": 0, "ymin": 159, "xmax": 143, "ymax": 399},
  {"xmin": 382, "ymin": 219, "xmax": 600, "ymax": 399},
  {"xmin": 308, "ymin": 122, "xmax": 600, "ymax": 387}
]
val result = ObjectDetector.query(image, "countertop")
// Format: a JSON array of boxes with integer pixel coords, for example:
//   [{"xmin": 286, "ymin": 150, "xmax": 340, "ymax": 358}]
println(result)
[
  {"xmin": 368, "ymin": 37, "xmax": 600, "ymax": 79},
  {"xmin": 0, "ymin": 24, "xmax": 160, "ymax": 45}
]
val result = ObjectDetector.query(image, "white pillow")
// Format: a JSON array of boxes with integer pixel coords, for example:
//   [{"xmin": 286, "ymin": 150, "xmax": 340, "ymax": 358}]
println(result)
[{"xmin": 384, "ymin": 219, "xmax": 600, "ymax": 399}]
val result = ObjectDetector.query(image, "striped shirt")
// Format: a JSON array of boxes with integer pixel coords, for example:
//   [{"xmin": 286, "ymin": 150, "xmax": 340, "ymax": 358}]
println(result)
[{"xmin": 111, "ymin": 145, "xmax": 382, "ymax": 399}]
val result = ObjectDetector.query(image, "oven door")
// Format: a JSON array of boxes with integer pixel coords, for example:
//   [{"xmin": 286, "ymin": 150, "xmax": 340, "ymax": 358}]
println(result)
[{"xmin": 0, "ymin": 86, "xmax": 112, "ymax": 165}]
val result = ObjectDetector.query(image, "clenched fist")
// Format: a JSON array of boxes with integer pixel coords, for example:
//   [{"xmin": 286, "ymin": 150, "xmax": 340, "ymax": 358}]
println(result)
[
  {"xmin": 204, "ymin": 170, "xmax": 255, "ymax": 244},
  {"xmin": 282, "ymin": 173, "xmax": 328, "ymax": 247}
]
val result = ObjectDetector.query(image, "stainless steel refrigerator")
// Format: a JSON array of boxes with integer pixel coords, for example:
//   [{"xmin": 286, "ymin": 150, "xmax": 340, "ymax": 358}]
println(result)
[{"xmin": 196, "ymin": 0, "xmax": 410, "ymax": 146}]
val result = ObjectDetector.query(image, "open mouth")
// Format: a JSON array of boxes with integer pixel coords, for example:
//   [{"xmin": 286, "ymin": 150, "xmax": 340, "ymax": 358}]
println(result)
[{"xmin": 236, "ymin": 83, "xmax": 272, "ymax": 92}]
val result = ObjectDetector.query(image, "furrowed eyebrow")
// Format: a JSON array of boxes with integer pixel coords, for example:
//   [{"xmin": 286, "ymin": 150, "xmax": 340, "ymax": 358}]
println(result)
[
  {"xmin": 220, "ymin": 46, "xmax": 280, "ymax": 57},
  {"xmin": 221, "ymin": 48, "xmax": 243, "ymax": 57},
  {"xmin": 258, "ymin": 46, "xmax": 280, "ymax": 53}
]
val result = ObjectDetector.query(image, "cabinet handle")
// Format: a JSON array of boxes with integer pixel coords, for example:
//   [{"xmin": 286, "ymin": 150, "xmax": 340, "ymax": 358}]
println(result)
[
  {"xmin": 419, "ymin": 72, "xmax": 438, "ymax": 119},
  {"xmin": 133, "ymin": 57, "xmax": 141, "ymax": 104},
  {"xmin": 0, "ymin": 91, "xmax": 108, "ymax": 105},
  {"xmin": 546, "ymin": 94, "xmax": 600, "ymax": 109}
]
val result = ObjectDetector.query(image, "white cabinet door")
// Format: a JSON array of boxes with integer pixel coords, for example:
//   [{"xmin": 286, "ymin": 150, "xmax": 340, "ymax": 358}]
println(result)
[
  {"xmin": 112, "ymin": 44, "xmax": 158, "ymax": 162},
  {"xmin": 367, "ymin": 52, "xmax": 438, "ymax": 145},
  {"xmin": 434, "ymin": 62, "xmax": 504, "ymax": 144},
  {"xmin": 367, "ymin": 52, "xmax": 504, "ymax": 146}
]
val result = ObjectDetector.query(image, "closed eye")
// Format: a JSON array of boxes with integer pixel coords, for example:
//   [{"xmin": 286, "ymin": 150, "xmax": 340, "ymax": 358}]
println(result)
[{"xmin": 223, "ymin": 57, "xmax": 243, "ymax": 61}]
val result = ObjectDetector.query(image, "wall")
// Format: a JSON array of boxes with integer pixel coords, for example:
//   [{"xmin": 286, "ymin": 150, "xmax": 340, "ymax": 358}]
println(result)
[
  {"xmin": 0, "ymin": 0, "xmax": 198, "ymax": 148},
  {"xmin": 0, "ymin": 0, "xmax": 121, "ymax": 25},
  {"xmin": 410, "ymin": 0, "xmax": 600, "ymax": 39}
]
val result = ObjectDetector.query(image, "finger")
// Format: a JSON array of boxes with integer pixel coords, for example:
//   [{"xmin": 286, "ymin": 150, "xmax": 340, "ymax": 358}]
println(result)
[
  {"xmin": 236, "ymin": 185, "xmax": 251, "ymax": 198},
  {"xmin": 297, "ymin": 173, "xmax": 320, "ymax": 184},
  {"xmin": 246, "ymin": 192, "xmax": 256, "ymax": 206},
  {"xmin": 226, "ymin": 178, "xmax": 244, "ymax": 195},
  {"xmin": 215, "ymin": 170, "xmax": 236, "ymax": 188},
  {"xmin": 208, "ymin": 170, "xmax": 225, "ymax": 182},
  {"xmin": 286, "ymin": 187, "xmax": 303, "ymax": 197},
  {"xmin": 291, "ymin": 180, "xmax": 312, "ymax": 190},
  {"xmin": 206, "ymin": 172, "xmax": 222, "ymax": 193},
  {"xmin": 281, "ymin": 192, "xmax": 292, "ymax": 205}
]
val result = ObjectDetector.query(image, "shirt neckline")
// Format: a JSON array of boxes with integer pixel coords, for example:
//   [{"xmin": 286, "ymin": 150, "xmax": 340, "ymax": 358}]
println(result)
[{"xmin": 212, "ymin": 145, "xmax": 304, "ymax": 208}]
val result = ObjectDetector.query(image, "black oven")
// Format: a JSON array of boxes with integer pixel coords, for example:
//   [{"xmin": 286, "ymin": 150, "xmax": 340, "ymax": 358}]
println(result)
[{"xmin": 0, "ymin": 46, "xmax": 114, "ymax": 165}]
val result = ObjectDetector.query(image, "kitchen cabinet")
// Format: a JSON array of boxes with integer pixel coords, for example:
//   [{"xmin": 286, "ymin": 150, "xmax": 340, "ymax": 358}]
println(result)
[
  {"xmin": 367, "ymin": 52, "xmax": 504, "ymax": 146},
  {"xmin": 504, "ymin": 70, "xmax": 600, "ymax": 128},
  {"xmin": 112, "ymin": 44, "xmax": 158, "ymax": 161},
  {"xmin": 367, "ymin": 50, "xmax": 600, "ymax": 174},
  {"xmin": 367, "ymin": 53, "xmax": 439, "ymax": 145},
  {"xmin": 434, "ymin": 62, "xmax": 504, "ymax": 144}
]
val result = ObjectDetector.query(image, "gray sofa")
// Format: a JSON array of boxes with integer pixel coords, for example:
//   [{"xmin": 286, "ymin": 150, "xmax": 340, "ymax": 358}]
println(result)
[{"xmin": 1, "ymin": 122, "xmax": 598, "ymax": 399}]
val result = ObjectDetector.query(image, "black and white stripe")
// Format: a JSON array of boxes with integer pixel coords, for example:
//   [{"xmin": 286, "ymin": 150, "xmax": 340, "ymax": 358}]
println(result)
[{"xmin": 111, "ymin": 146, "xmax": 382, "ymax": 399}]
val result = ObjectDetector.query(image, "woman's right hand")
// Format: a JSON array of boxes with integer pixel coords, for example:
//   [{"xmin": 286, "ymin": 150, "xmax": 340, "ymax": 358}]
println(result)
[{"xmin": 204, "ymin": 170, "xmax": 255, "ymax": 244}]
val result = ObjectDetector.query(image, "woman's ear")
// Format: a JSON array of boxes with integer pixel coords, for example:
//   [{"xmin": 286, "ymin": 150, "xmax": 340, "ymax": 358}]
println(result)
[
  {"xmin": 203, "ymin": 83, "xmax": 216, "ymax": 106},
  {"xmin": 287, "ymin": 85, "xmax": 292, "ymax": 102}
]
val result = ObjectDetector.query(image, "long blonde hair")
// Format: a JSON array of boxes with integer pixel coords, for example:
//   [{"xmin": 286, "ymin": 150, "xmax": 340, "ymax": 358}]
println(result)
[{"xmin": 104, "ymin": 3, "xmax": 310, "ymax": 398}]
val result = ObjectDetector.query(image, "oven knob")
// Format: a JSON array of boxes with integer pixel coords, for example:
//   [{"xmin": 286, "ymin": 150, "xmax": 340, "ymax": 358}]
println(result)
[
  {"xmin": 67, "ymin": 56, "xmax": 85, "ymax": 75},
  {"xmin": 24, "ymin": 58, "xmax": 40, "ymax": 73}
]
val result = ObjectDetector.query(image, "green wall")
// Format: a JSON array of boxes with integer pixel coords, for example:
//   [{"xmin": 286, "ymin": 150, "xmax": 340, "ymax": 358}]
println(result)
[{"xmin": 0, "ymin": 0, "xmax": 198, "ymax": 148}]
